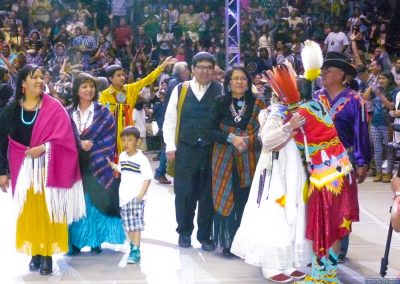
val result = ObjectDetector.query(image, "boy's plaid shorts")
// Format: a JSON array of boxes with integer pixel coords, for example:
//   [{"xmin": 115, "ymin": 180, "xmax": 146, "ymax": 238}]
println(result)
[{"xmin": 120, "ymin": 198, "xmax": 145, "ymax": 232}]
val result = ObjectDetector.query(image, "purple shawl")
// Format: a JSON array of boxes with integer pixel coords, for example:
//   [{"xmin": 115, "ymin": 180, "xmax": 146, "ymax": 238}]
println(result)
[{"xmin": 68, "ymin": 102, "xmax": 116, "ymax": 189}]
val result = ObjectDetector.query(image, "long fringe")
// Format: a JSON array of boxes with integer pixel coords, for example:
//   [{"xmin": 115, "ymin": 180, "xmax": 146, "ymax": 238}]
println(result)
[{"xmin": 13, "ymin": 143, "xmax": 86, "ymax": 225}]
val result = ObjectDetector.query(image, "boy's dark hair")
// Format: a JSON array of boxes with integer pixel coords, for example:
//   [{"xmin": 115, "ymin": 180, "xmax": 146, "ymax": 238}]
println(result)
[
  {"xmin": 192, "ymin": 51, "xmax": 216, "ymax": 67},
  {"xmin": 120, "ymin": 126, "xmax": 140, "ymax": 139},
  {"xmin": 106, "ymin": 64, "xmax": 124, "ymax": 78}
]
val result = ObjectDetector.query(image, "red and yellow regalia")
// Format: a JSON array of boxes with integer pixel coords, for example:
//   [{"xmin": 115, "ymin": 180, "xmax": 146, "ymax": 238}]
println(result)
[{"xmin": 264, "ymin": 63, "xmax": 353, "ymax": 283}]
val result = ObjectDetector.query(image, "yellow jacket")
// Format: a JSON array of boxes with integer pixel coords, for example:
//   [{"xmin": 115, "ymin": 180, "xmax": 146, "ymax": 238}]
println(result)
[{"xmin": 99, "ymin": 65, "xmax": 164, "ymax": 156}]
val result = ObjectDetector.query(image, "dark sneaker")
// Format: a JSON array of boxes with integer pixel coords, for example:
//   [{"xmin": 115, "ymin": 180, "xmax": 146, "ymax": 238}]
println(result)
[
  {"xmin": 201, "ymin": 240, "xmax": 216, "ymax": 251},
  {"xmin": 338, "ymin": 255, "xmax": 346, "ymax": 263},
  {"xmin": 178, "ymin": 235, "xmax": 191, "ymax": 248},
  {"xmin": 127, "ymin": 246, "xmax": 141, "ymax": 264},
  {"xmin": 155, "ymin": 175, "xmax": 172, "ymax": 184}
]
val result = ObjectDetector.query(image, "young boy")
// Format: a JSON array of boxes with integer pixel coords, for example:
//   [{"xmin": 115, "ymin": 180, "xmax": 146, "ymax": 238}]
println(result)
[{"xmin": 108, "ymin": 126, "xmax": 153, "ymax": 264}]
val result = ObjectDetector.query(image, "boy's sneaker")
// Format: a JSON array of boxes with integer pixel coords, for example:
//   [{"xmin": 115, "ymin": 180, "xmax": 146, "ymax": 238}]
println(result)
[{"xmin": 127, "ymin": 245, "xmax": 141, "ymax": 264}]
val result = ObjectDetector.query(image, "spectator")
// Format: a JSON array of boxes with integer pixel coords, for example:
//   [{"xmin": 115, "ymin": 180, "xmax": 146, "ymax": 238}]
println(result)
[
  {"xmin": 0, "ymin": 43, "xmax": 16, "ymax": 66},
  {"xmin": 347, "ymin": 7, "xmax": 370, "ymax": 33},
  {"xmin": 66, "ymin": 14, "xmax": 84, "ymax": 37},
  {"xmin": 157, "ymin": 23, "xmax": 174, "ymax": 56},
  {"xmin": 90, "ymin": 35, "xmax": 112, "ymax": 69},
  {"xmin": 0, "ymin": 65, "xmax": 13, "ymax": 113},
  {"xmin": 113, "ymin": 17, "xmax": 132, "ymax": 49},
  {"xmin": 179, "ymin": 4, "xmax": 200, "ymax": 32},
  {"xmin": 392, "ymin": 58, "xmax": 400, "ymax": 87},
  {"xmin": 73, "ymin": 26, "xmax": 97, "ymax": 71},
  {"xmin": 391, "ymin": 176, "xmax": 400, "ymax": 232},
  {"xmin": 167, "ymin": 3, "xmax": 179, "ymax": 29},
  {"xmin": 134, "ymin": 25, "xmax": 153, "ymax": 55},
  {"xmin": 324, "ymin": 24, "xmax": 349, "ymax": 54},
  {"xmin": 371, "ymin": 46, "xmax": 392, "ymax": 72},
  {"xmin": 154, "ymin": 61, "xmax": 190, "ymax": 185},
  {"xmin": 286, "ymin": 8, "xmax": 304, "ymax": 30},
  {"xmin": 48, "ymin": 8, "xmax": 65, "ymax": 44},
  {"xmin": 111, "ymin": 0, "xmax": 127, "ymax": 28},
  {"xmin": 363, "ymin": 71, "xmax": 396, "ymax": 183},
  {"xmin": 25, "ymin": 43, "xmax": 44, "ymax": 66},
  {"xmin": 75, "ymin": 2, "xmax": 92, "ymax": 28},
  {"xmin": 48, "ymin": 42, "xmax": 66, "ymax": 77}
]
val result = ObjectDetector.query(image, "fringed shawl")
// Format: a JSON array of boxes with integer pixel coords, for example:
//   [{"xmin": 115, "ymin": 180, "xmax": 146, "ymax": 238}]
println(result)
[
  {"xmin": 68, "ymin": 103, "xmax": 116, "ymax": 189},
  {"xmin": 9, "ymin": 94, "xmax": 85, "ymax": 224},
  {"xmin": 212, "ymin": 99, "xmax": 265, "ymax": 216}
]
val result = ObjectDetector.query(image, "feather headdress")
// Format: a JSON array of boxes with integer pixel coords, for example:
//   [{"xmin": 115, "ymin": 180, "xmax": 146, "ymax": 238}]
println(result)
[
  {"xmin": 263, "ymin": 63, "xmax": 312, "ymax": 162},
  {"xmin": 301, "ymin": 40, "xmax": 324, "ymax": 81},
  {"xmin": 264, "ymin": 64, "xmax": 301, "ymax": 111}
]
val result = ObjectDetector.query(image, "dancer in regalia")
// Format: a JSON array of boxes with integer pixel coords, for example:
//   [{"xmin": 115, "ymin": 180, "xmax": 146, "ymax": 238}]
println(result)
[
  {"xmin": 231, "ymin": 83, "xmax": 310, "ymax": 282},
  {"xmin": 264, "ymin": 59, "xmax": 355, "ymax": 283}
]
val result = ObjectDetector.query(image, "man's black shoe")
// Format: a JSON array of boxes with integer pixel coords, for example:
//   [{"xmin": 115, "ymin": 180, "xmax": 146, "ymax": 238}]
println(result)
[
  {"xmin": 178, "ymin": 235, "xmax": 191, "ymax": 248},
  {"xmin": 39, "ymin": 256, "xmax": 52, "ymax": 275},
  {"xmin": 222, "ymin": 247, "xmax": 235, "ymax": 257},
  {"xmin": 201, "ymin": 240, "xmax": 216, "ymax": 251},
  {"xmin": 29, "ymin": 255, "xmax": 41, "ymax": 271}
]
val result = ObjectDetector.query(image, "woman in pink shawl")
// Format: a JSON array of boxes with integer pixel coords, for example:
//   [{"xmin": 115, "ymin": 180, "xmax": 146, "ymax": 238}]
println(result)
[{"xmin": 0, "ymin": 64, "xmax": 85, "ymax": 275}]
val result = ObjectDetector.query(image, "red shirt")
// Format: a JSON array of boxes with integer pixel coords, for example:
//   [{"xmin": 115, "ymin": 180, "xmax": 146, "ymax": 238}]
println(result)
[{"xmin": 114, "ymin": 26, "xmax": 133, "ymax": 48}]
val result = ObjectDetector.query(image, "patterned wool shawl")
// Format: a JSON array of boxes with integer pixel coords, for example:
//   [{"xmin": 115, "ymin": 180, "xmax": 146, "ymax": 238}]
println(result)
[
  {"xmin": 212, "ymin": 98, "xmax": 265, "ymax": 216},
  {"xmin": 68, "ymin": 102, "xmax": 116, "ymax": 189}
]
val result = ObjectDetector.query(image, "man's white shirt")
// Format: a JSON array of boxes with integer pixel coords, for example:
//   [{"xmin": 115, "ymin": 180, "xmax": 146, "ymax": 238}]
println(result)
[{"xmin": 163, "ymin": 79, "xmax": 211, "ymax": 153}]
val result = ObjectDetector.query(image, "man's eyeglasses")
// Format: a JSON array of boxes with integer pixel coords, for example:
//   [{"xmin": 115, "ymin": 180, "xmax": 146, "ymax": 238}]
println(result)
[{"xmin": 195, "ymin": 65, "xmax": 214, "ymax": 71}]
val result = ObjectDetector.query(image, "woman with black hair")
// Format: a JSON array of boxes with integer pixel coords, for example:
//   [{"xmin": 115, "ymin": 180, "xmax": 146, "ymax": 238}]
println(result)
[
  {"xmin": 67, "ymin": 73, "xmax": 125, "ymax": 254},
  {"xmin": 364, "ymin": 71, "xmax": 397, "ymax": 182},
  {"xmin": 0, "ymin": 64, "xmax": 85, "ymax": 275},
  {"xmin": 208, "ymin": 66, "xmax": 266, "ymax": 257}
]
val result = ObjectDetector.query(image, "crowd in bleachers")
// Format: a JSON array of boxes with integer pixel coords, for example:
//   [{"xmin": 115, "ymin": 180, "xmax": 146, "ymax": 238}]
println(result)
[
  {"xmin": 1, "ymin": 0, "xmax": 400, "ymax": 153},
  {"xmin": 0, "ymin": 1, "xmax": 398, "ymax": 101}
]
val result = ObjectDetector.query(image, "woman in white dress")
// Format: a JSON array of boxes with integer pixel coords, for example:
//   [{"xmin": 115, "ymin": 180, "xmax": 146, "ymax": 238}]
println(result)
[{"xmin": 231, "ymin": 102, "xmax": 311, "ymax": 283}]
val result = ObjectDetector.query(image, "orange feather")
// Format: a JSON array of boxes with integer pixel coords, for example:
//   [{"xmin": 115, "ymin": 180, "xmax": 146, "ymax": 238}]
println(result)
[{"xmin": 264, "ymin": 65, "xmax": 301, "ymax": 105}]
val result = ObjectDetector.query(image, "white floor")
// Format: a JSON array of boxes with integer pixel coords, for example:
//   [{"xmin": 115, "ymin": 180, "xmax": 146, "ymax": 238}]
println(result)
[{"xmin": 0, "ymin": 156, "xmax": 399, "ymax": 283}]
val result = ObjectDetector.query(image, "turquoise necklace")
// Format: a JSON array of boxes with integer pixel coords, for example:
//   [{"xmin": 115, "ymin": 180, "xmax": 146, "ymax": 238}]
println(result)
[{"xmin": 21, "ymin": 99, "xmax": 41, "ymax": 125}]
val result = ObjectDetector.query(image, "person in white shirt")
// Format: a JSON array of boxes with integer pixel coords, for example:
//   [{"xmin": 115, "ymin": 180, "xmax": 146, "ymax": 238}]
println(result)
[
  {"xmin": 108, "ymin": 126, "xmax": 152, "ymax": 264},
  {"xmin": 324, "ymin": 24, "xmax": 349, "ymax": 54},
  {"xmin": 132, "ymin": 98, "xmax": 147, "ymax": 151},
  {"xmin": 163, "ymin": 52, "xmax": 222, "ymax": 251}
]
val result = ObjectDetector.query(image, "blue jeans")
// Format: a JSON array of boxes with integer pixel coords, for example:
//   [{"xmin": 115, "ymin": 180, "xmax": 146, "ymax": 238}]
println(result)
[{"xmin": 155, "ymin": 146, "xmax": 167, "ymax": 177}]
